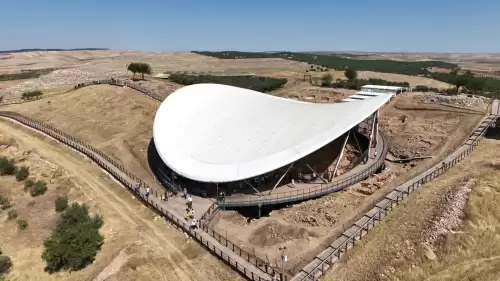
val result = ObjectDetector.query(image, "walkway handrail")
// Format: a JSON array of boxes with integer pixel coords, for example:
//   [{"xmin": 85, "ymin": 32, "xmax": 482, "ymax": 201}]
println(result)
[
  {"xmin": 293, "ymin": 113, "xmax": 498, "ymax": 281},
  {"xmin": 0, "ymin": 111, "xmax": 271, "ymax": 281},
  {"xmin": 219, "ymin": 131, "xmax": 388, "ymax": 207}
]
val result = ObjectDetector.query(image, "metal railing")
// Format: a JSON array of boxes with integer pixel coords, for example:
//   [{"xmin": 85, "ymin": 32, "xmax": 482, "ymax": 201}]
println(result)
[
  {"xmin": 294, "ymin": 114, "xmax": 498, "ymax": 281},
  {"xmin": 219, "ymin": 132, "xmax": 388, "ymax": 207},
  {"xmin": 0, "ymin": 111, "xmax": 270, "ymax": 281}
]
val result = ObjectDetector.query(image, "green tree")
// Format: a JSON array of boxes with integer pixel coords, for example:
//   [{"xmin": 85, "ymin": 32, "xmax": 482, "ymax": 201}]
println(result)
[
  {"xmin": 138, "ymin": 63, "xmax": 152, "ymax": 79},
  {"xmin": 452, "ymin": 70, "xmax": 474, "ymax": 94},
  {"xmin": 54, "ymin": 196, "xmax": 69, "ymax": 212},
  {"xmin": 344, "ymin": 68, "xmax": 358, "ymax": 81},
  {"xmin": 126, "ymin": 63, "xmax": 140, "ymax": 78},
  {"xmin": 15, "ymin": 166, "xmax": 29, "ymax": 181},
  {"xmin": 321, "ymin": 73, "xmax": 333, "ymax": 86},
  {"xmin": 42, "ymin": 203, "xmax": 104, "ymax": 273},
  {"xmin": 466, "ymin": 78, "xmax": 485, "ymax": 92}
]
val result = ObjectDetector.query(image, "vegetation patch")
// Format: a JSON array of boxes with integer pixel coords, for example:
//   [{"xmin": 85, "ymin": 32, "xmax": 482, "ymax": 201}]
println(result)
[
  {"xmin": 7, "ymin": 209, "xmax": 17, "ymax": 220},
  {"xmin": 29, "ymin": 180, "xmax": 47, "ymax": 197},
  {"xmin": 0, "ymin": 157, "xmax": 16, "ymax": 176},
  {"xmin": 127, "ymin": 62, "xmax": 152, "ymax": 79},
  {"xmin": 17, "ymin": 219, "xmax": 28, "ymax": 230},
  {"xmin": 192, "ymin": 51, "xmax": 457, "ymax": 75},
  {"xmin": 21, "ymin": 90, "xmax": 43, "ymax": 99},
  {"xmin": 54, "ymin": 196, "xmax": 68, "ymax": 212},
  {"xmin": 0, "ymin": 195, "xmax": 11, "ymax": 210},
  {"xmin": 169, "ymin": 73, "xmax": 287, "ymax": 92},
  {"xmin": 0, "ymin": 250, "xmax": 13, "ymax": 276},
  {"xmin": 15, "ymin": 165, "xmax": 29, "ymax": 181},
  {"xmin": 42, "ymin": 202, "xmax": 104, "ymax": 273}
]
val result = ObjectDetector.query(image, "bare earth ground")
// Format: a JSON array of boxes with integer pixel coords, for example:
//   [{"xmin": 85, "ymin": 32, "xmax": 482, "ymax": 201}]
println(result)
[
  {"xmin": 3, "ymin": 85, "xmax": 161, "ymax": 192},
  {"xmin": 0, "ymin": 119, "xmax": 242, "ymax": 281},
  {"xmin": 322, "ymin": 138, "xmax": 500, "ymax": 281},
  {"xmin": 209, "ymin": 92, "xmax": 488, "ymax": 276}
]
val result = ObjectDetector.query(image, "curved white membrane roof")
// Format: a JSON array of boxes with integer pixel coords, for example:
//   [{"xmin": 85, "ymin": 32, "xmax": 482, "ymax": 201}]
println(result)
[{"xmin": 153, "ymin": 84, "xmax": 390, "ymax": 183}]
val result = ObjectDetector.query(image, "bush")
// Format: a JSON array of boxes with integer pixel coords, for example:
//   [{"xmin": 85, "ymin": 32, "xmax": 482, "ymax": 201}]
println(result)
[
  {"xmin": 7, "ymin": 209, "xmax": 17, "ymax": 220},
  {"xmin": 42, "ymin": 203, "xmax": 104, "ymax": 273},
  {"xmin": 0, "ymin": 157, "xmax": 16, "ymax": 176},
  {"xmin": 30, "ymin": 180, "xmax": 47, "ymax": 197},
  {"xmin": 169, "ymin": 74, "xmax": 287, "ymax": 93},
  {"xmin": 0, "ymin": 196, "xmax": 11, "ymax": 210},
  {"xmin": 0, "ymin": 255, "xmax": 12, "ymax": 275},
  {"xmin": 24, "ymin": 178, "xmax": 35, "ymax": 192},
  {"xmin": 21, "ymin": 90, "xmax": 43, "ymax": 99},
  {"xmin": 345, "ymin": 68, "xmax": 358, "ymax": 81},
  {"xmin": 54, "ymin": 196, "xmax": 68, "ymax": 212},
  {"xmin": 321, "ymin": 73, "xmax": 333, "ymax": 86},
  {"xmin": 15, "ymin": 165, "xmax": 29, "ymax": 181},
  {"xmin": 17, "ymin": 219, "xmax": 28, "ymax": 230},
  {"xmin": 414, "ymin": 85, "xmax": 440, "ymax": 92}
]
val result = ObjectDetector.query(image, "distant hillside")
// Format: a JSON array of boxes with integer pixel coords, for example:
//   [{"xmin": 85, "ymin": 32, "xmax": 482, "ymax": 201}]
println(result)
[
  {"xmin": 0, "ymin": 48, "xmax": 109, "ymax": 54},
  {"xmin": 191, "ymin": 51, "xmax": 458, "ymax": 76}
]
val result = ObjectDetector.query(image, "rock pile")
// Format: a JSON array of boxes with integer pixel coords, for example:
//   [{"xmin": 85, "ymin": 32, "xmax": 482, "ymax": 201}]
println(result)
[
  {"xmin": 418, "ymin": 93, "xmax": 488, "ymax": 107},
  {"xmin": 423, "ymin": 178, "xmax": 475, "ymax": 248},
  {"xmin": 0, "ymin": 68, "xmax": 129, "ymax": 98}
]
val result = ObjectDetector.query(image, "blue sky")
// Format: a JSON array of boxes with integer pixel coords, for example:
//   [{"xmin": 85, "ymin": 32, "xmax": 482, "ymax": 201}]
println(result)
[{"xmin": 1, "ymin": 0, "xmax": 499, "ymax": 53}]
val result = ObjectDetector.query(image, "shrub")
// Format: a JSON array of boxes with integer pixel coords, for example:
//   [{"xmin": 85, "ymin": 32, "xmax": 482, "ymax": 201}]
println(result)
[
  {"xmin": 345, "ymin": 68, "xmax": 358, "ymax": 81},
  {"xmin": 17, "ymin": 219, "xmax": 28, "ymax": 230},
  {"xmin": 30, "ymin": 180, "xmax": 47, "ymax": 197},
  {"xmin": 0, "ymin": 157, "xmax": 16, "ymax": 176},
  {"xmin": 0, "ymin": 255, "xmax": 13, "ymax": 275},
  {"xmin": 42, "ymin": 203, "xmax": 104, "ymax": 273},
  {"xmin": 54, "ymin": 196, "xmax": 68, "ymax": 212},
  {"xmin": 7, "ymin": 209, "xmax": 17, "ymax": 220},
  {"xmin": 21, "ymin": 90, "xmax": 43, "ymax": 99},
  {"xmin": 15, "ymin": 165, "xmax": 29, "ymax": 181},
  {"xmin": 0, "ymin": 196, "xmax": 11, "ymax": 210},
  {"xmin": 321, "ymin": 73, "xmax": 333, "ymax": 86},
  {"xmin": 24, "ymin": 178, "xmax": 35, "ymax": 191}
]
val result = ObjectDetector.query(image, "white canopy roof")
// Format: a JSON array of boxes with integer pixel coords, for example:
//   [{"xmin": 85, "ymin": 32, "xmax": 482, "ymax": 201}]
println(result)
[
  {"xmin": 361, "ymin": 84, "xmax": 406, "ymax": 90},
  {"xmin": 153, "ymin": 84, "xmax": 390, "ymax": 182}
]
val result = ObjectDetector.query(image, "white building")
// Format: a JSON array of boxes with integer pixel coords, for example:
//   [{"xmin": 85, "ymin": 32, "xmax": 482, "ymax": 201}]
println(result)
[{"xmin": 360, "ymin": 85, "xmax": 410, "ymax": 96}]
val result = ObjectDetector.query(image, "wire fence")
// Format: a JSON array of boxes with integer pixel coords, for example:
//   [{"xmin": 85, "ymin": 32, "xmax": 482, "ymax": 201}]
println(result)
[
  {"xmin": 293, "ymin": 114, "xmax": 498, "ymax": 281},
  {"xmin": 0, "ymin": 111, "xmax": 271, "ymax": 281}
]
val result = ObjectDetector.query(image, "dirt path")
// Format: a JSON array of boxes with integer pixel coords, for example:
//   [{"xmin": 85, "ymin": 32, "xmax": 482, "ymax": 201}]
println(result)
[{"xmin": 0, "ymin": 118, "xmax": 242, "ymax": 281}]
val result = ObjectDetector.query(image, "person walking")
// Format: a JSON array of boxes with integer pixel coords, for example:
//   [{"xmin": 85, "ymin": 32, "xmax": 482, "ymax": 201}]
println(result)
[
  {"xmin": 145, "ymin": 186, "xmax": 150, "ymax": 198},
  {"xmin": 186, "ymin": 194, "xmax": 193, "ymax": 209}
]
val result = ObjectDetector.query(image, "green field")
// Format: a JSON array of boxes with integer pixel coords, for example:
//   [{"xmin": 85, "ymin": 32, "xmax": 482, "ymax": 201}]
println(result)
[{"xmin": 192, "ymin": 51, "xmax": 457, "ymax": 76}]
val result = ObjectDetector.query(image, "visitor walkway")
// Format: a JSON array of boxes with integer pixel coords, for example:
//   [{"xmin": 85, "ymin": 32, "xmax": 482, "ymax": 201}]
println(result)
[{"xmin": 219, "ymin": 132, "xmax": 387, "ymax": 207}]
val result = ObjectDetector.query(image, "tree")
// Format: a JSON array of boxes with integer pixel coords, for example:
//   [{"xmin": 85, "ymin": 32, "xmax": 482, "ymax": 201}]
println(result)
[
  {"xmin": 138, "ymin": 63, "xmax": 152, "ymax": 79},
  {"xmin": 15, "ymin": 166, "xmax": 29, "ymax": 181},
  {"xmin": 345, "ymin": 68, "xmax": 358, "ymax": 81},
  {"xmin": 42, "ymin": 203, "xmax": 103, "ymax": 273},
  {"xmin": 54, "ymin": 196, "xmax": 69, "ymax": 212},
  {"xmin": 126, "ymin": 63, "xmax": 139, "ymax": 78},
  {"xmin": 321, "ymin": 73, "xmax": 333, "ymax": 86},
  {"xmin": 452, "ymin": 70, "xmax": 474, "ymax": 94},
  {"xmin": 466, "ymin": 77, "xmax": 485, "ymax": 92}
]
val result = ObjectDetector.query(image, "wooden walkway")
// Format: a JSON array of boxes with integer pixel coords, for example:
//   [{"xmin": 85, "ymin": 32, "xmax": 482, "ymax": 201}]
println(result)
[{"xmin": 0, "ymin": 111, "xmax": 272, "ymax": 281}]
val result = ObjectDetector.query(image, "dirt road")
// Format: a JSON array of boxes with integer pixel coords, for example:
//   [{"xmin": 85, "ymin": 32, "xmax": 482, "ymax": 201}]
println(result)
[{"xmin": 0, "ymin": 118, "xmax": 241, "ymax": 281}]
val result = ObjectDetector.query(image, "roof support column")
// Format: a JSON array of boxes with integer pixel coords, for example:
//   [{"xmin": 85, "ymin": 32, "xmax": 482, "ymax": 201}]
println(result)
[
  {"xmin": 351, "ymin": 130, "xmax": 363, "ymax": 156},
  {"xmin": 368, "ymin": 111, "xmax": 378, "ymax": 159},
  {"xmin": 244, "ymin": 180, "xmax": 264, "ymax": 197},
  {"xmin": 305, "ymin": 164, "xmax": 328, "ymax": 184},
  {"xmin": 268, "ymin": 163, "xmax": 294, "ymax": 195},
  {"xmin": 331, "ymin": 131, "xmax": 350, "ymax": 181}
]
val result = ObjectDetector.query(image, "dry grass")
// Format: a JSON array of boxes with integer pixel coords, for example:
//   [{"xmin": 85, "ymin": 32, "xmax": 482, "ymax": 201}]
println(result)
[
  {"xmin": 3, "ymin": 85, "xmax": 160, "ymax": 190},
  {"xmin": 322, "ymin": 139, "xmax": 500, "ymax": 281},
  {"xmin": 0, "ymin": 118, "xmax": 242, "ymax": 281}
]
